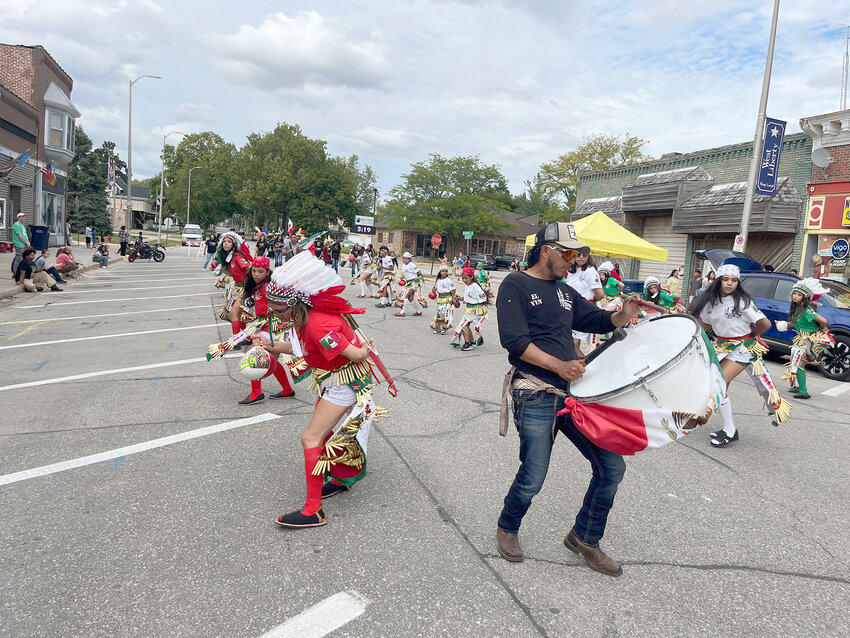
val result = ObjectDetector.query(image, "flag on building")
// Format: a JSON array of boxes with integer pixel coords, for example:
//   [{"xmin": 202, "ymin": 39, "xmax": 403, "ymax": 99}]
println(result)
[
  {"xmin": 39, "ymin": 161, "xmax": 57, "ymax": 186},
  {"xmin": 0, "ymin": 151, "xmax": 33, "ymax": 176}
]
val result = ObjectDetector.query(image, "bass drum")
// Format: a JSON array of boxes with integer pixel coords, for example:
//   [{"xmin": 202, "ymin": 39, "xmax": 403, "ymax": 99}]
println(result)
[{"xmin": 570, "ymin": 314, "xmax": 715, "ymax": 414}]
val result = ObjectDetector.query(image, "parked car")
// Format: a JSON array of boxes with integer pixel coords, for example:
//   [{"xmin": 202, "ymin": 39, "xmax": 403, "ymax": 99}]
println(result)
[
  {"xmin": 181, "ymin": 224, "xmax": 204, "ymax": 246},
  {"xmin": 494, "ymin": 253, "xmax": 522, "ymax": 270},
  {"xmin": 738, "ymin": 272, "xmax": 850, "ymax": 381},
  {"xmin": 468, "ymin": 252, "xmax": 497, "ymax": 270}
]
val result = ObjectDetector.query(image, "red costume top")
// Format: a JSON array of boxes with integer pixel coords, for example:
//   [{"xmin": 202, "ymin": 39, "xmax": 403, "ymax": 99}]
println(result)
[
  {"xmin": 297, "ymin": 309, "xmax": 361, "ymax": 371},
  {"xmin": 224, "ymin": 253, "xmax": 252, "ymax": 285},
  {"xmin": 252, "ymin": 281, "xmax": 269, "ymax": 317}
]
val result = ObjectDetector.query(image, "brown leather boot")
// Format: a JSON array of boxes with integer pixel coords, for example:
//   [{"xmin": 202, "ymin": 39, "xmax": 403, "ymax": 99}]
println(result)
[
  {"xmin": 497, "ymin": 527, "xmax": 524, "ymax": 562},
  {"xmin": 564, "ymin": 530, "xmax": 623, "ymax": 576}
]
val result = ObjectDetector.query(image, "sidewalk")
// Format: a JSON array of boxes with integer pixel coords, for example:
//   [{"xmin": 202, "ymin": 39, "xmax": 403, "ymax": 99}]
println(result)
[{"xmin": 0, "ymin": 241, "xmax": 124, "ymax": 300}]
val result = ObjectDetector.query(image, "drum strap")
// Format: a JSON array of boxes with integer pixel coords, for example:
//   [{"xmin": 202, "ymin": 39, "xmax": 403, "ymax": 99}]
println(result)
[{"xmin": 500, "ymin": 367, "xmax": 567, "ymax": 437}]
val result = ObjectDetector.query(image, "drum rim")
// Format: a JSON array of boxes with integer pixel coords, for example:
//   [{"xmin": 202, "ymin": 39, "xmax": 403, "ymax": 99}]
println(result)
[{"xmin": 570, "ymin": 314, "xmax": 707, "ymax": 403}]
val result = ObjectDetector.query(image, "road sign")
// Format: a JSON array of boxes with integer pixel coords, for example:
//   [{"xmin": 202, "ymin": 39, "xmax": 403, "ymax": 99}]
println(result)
[
  {"xmin": 463, "ymin": 231, "xmax": 474, "ymax": 239},
  {"xmin": 733, "ymin": 234, "xmax": 745, "ymax": 251},
  {"xmin": 164, "ymin": 218, "xmax": 174, "ymax": 229},
  {"xmin": 831, "ymin": 238, "xmax": 849, "ymax": 260},
  {"xmin": 431, "ymin": 234, "xmax": 442, "ymax": 248}
]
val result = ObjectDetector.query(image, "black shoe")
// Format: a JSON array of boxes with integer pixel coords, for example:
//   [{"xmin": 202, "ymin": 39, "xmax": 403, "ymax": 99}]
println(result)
[
  {"xmin": 238, "ymin": 393, "xmax": 265, "ymax": 405},
  {"xmin": 270, "ymin": 390, "xmax": 295, "ymax": 399},
  {"xmin": 710, "ymin": 430, "xmax": 739, "ymax": 447},
  {"xmin": 461, "ymin": 342, "xmax": 474, "ymax": 351},
  {"xmin": 793, "ymin": 391, "xmax": 811, "ymax": 399},
  {"xmin": 321, "ymin": 482, "xmax": 351, "ymax": 500},
  {"xmin": 50, "ymin": 285, "xmax": 63, "ymax": 291},
  {"xmin": 275, "ymin": 508, "xmax": 326, "ymax": 528}
]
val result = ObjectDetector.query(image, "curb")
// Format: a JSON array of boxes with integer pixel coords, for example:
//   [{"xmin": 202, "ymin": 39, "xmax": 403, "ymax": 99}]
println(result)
[{"xmin": 0, "ymin": 256, "xmax": 125, "ymax": 301}]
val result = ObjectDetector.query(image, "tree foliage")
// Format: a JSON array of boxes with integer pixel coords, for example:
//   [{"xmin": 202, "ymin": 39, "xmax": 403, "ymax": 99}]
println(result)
[
  {"xmin": 513, "ymin": 172, "xmax": 566, "ymax": 224},
  {"xmin": 383, "ymin": 154, "xmax": 512, "ymax": 256},
  {"xmin": 66, "ymin": 125, "xmax": 110, "ymax": 233},
  {"xmin": 540, "ymin": 133, "xmax": 650, "ymax": 216}
]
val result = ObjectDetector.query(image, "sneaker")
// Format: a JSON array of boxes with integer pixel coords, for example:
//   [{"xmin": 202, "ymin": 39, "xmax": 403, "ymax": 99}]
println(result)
[
  {"xmin": 321, "ymin": 482, "xmax": 351, "ymax": 500},
  {"xmin": 793, "ymin": 391, "xmax": 811, "ymax": 399},
  {"xmin": 270, "ymin": 390, "xmax": 295, "ymax": 399},
  {"xmin": 275, "ymin": 508, "xmax": 326, "ymax": 528},
  {"xmin": 710, "ymin": 430, "xmax": 739, "ymax": 447},
  {"xmin": 788, "ymin": 385, "xmax": 800, "ymax": 394},
  {"xmin": 238, "ymin": 393, "xmax": 265, "ymax": 405},
  {"xmin": 50, "ymin": 285, "xmax": 63, "ymax": 292},
  {"xmin": 461, "ymin": 342, "xmax": 474, "ymax": 351}
]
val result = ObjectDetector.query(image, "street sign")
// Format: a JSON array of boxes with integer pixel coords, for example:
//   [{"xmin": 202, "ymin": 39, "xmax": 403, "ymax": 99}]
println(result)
[
  {"xmin": 831, "ymin": 238, "xmax": 849, "ymax": 260},
  {"xmin": 431, "ymin": 234, "xmax": 442, "ymax": 248},
  {"xmin": 164, "ymin": 218, "xmax": 173, "ymax": 229},
  {"xmin": 733, "ymin": 234, "xmax": 745, "ymax": 251},
  {"xmin": 463, "ymin": 230, "xmax": 474, "ymax": 239}
]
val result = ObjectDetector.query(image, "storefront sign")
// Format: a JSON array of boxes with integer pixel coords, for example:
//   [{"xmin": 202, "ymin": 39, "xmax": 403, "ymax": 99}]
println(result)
[
  {"xmin": 843, "ymin": 196, "xmax": 850, "ymax": 227},
  {"xmin": 831, "ymin": 258, "xmax": 847, "ymax": 273},
  {"xmin": 831, "ymin": 238, "xmax": 849, "ymax": 260},
  {"xmin": 755, "ymin": 117, "xmax": 786, "ymax": 196},
  {"xmin": 806, "ymin": 197, "xmax": 825, "ymax": 230}
]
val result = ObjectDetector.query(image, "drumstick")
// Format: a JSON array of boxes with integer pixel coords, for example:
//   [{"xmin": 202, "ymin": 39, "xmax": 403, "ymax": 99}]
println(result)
[{"xmin": 584, "ymin": 327, "xmax": 628, "ymax": 365}]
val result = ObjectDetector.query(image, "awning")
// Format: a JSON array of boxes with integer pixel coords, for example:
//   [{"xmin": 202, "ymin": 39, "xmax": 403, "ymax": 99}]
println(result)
[{"xmin": 525, "ymin": 211, "xmax": 669, "ymax": 262}]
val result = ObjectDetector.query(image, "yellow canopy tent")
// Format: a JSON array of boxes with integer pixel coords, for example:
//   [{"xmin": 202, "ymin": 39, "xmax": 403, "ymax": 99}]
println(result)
[{"xmin": 524, "ymin": 211, "xmax": 668, "ymax": 262}]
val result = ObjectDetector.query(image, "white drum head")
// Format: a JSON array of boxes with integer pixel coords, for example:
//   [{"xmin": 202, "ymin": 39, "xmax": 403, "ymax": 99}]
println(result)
[{"xmin": 571, "ymin": 315, "xmax": 699, "ymax": 400}]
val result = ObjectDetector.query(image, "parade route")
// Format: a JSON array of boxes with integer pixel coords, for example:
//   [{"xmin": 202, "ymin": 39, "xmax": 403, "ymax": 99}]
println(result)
[{"xmin": 1, "ymin": 256, "xmax": 848, "ymax": 637}]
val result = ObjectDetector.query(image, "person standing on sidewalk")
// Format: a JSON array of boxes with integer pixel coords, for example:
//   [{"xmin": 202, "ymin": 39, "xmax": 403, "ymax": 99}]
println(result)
[
  {"xmin": 118, "ymin": 226, "xmax": 129, "ymax": 256},
  {"xmin": 495, "ymin": 222, "xmax": 639, "ymax": 577},
  {"xmin": 11, "ymin": 212, "xmax": 31, "ymax": 275},
  {"xmin": 85, "ymin": 225, "xmax": 92, "ymax": 248}
]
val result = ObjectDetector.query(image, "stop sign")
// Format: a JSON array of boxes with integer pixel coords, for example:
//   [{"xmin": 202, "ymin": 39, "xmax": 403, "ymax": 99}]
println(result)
[{"xmin": 431, "ymin": 234, "xmax": 442, "ymax": 248}]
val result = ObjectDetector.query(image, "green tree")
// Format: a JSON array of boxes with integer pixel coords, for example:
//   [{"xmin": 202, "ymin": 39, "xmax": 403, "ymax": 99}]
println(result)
[
  {"xmin": 383, "ymin": 154, "xmax": 512, "ymax": 256},
  {"xmin": 67, "ymin": 125, "xmax": 110, "ymax": 233},
  {"xmin": 539, "ymin": 133, "xmax": 650, "ymax": 216},
  {"xmin": 513, "ymin": 172, "xmax": 566, "ymax": 223}
]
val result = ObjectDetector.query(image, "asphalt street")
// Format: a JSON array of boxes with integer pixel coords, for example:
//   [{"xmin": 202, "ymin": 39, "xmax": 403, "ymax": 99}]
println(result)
[{"xmin": 0, "ymin": 254, "xmax": 847, "ymax": 637}]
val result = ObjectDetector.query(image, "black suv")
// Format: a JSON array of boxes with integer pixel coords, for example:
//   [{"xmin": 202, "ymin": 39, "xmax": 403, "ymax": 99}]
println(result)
[
  {"xmin": 494, "ymin": 253, "xmax": 522, "ymax": 270},
  {"xmin": 468, "ymin": 253, "xmax": 497, "ymax": 270}
]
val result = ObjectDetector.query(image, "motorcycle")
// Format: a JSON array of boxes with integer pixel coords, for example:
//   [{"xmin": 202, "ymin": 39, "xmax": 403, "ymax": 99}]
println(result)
[{"xmin": 128, "ymin": 241, "xmax": 166, "ymax": 262}]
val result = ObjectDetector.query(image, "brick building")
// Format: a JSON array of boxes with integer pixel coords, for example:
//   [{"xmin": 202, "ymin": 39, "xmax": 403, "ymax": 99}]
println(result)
[
  {"xmin": 574, "ymin": 133, "xmax": 812, "ymax": 281},
  {"xmin": 0, "ymin": 44, "xmax": 79, "ymax": 246},
  {"xmin": 798, "ymin": 109, "xmax": 850, "ymax": 283}
]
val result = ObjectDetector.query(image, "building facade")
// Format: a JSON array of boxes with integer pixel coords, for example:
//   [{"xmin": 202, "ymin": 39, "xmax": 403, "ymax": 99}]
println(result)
[
  {"xmin": 110, "ymin": 177, "xmax": 152, "ymax": 231},
  {"xmin": 574, "ymin": 133, "xmax": 813, "ymax": 281},
  {"xmin": 798, "ymin": 109, "xmax": 850, "ymax": 283},
  {"xmin": 0, "ymin": 44, "xmax": 79, "ymax": 246}
]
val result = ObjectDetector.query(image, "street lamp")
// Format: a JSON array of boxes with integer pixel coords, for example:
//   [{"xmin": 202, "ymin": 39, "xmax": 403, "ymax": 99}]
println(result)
[
  {"xmin": 127, "ymin": 74, "xmax": 161, "ymax": 231},
  {"xmin": 187, "ymin": 165, "xmax": 202, "ymax": 225},
  {"xmin": 158, "ymin": 130, "xmax": 185, "ymax": 243}
]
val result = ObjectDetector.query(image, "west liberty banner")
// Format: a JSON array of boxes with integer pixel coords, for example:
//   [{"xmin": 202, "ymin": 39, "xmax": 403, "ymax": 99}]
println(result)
[{"xmin": 756, "ymin": 117, "xmax": 786, "ymax": 196}]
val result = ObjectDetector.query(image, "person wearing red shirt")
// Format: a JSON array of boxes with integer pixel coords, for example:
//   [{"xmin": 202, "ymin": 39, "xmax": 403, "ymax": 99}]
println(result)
[
  {"xmin": 211, "ymin": 232, "xmax": 253, "ymax": 344},
  {"xmin": 252, "ymin": 251, "xmax": 386, "ymax": 529}
]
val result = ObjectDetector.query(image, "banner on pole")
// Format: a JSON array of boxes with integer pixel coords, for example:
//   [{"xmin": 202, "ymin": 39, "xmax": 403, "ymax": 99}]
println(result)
[{"xmin": 755, "ymin": 117, "xmax": 786, "ymax": 196}]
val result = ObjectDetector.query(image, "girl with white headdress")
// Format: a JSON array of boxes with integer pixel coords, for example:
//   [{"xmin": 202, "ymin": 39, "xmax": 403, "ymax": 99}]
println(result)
[
  {"xmin": 209, "ymin": 231, "xmax": 253, "ymax": 345},
  {"xmin": 689, "ymin": 263, "xmax": 791, "ymax": 446},
  {"xmin": 775, "ymin": 278, "xmax": 833, "ymax": 400},
  {"xmin": 251, "ymin": 251, "xmax": 386, "ymax": 528},
  {"xmin": 394, "ymin": 252, "xmax": 424, "ymax": 317},
  {"xmin": 430, "ymin": 264, "xmax": 457, "ymax": 334}
]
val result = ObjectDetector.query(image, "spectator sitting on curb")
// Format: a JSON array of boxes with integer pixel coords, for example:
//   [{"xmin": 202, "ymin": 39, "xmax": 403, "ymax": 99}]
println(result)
[
  {"xmin": 55, "ymin": 247, "xmax": 84, "ymax": 278},
  {"xmin": 35, "ymin": 249, "xmax": 67, "ymax": 284},
  {"xmin": 16, "ymin": 248, "xmax": 62, "ymax": 292},
  {"xmin": 92, "ymin": 244, "xmax": 109, "ymax": 268}
]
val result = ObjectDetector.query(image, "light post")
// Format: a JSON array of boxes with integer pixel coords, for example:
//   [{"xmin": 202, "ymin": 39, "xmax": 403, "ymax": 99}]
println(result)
[
  {"xmin": 158, "ymin": 130, "xmax": 185, "ymax": 243},
  {"xmin": 127, "ymin": 74, "xmax": 160, "ymax": 231},
  {"xmin": 186, "ymin": 166, "xmax": 202, "ymax": 225}
]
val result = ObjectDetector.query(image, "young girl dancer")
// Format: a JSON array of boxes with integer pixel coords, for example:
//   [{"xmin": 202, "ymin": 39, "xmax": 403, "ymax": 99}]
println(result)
[
  {"xmin": 565, "ymin": 250, "xmax": 603, "ymax": 355},
  {"xmin": 642, "ymin": 276, "xmax": 679, "ymax": 311},
  {"xmin": 211, "ymin": 232, "xmax": 253, "ymax": 346},
  {"xmin": 394, "ymin": 252, "xmax": 424, "ymax": 317},
  {"xmin": 776, "ymin": 278, "xmax": 832, "ymax": 400},
  {"xmin": 450, "ymin": 267, "xmax": 491, "ymax": 351},
  {"xmin": 252, "ymin": 251, "xmax": 384, "ymax": 528},
  {"xmin": 430, "ymin": 264, "xmax": 456, "ymax": 334},
  {"xmin": 375, "ymin": 245, "xmax": 395, "ymax": 308},
  {"xmin": 237, "ymin": 256, "xmax": 295, "ymax": 405},
  {"xmin": 690, "ymin": 264, "xmax": 791, "ymax": 446},
  {"xmin": 356, "ymin": 248, "xmax": 374, "ymax": 298}
]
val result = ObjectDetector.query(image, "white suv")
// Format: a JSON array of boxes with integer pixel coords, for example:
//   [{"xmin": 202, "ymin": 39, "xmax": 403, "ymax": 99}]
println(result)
[{"xmin": 181, "ymin": 224, "xmax": 204, "ymax": 246}]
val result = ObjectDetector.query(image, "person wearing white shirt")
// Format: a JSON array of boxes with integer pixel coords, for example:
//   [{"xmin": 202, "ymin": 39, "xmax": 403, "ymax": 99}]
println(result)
[
  {"xmin": 451, "ymin": 267, "xmax": 490, "ymax": 351},
  {"xmin": 430, "ymin": 264, "xmax": 457, "ymax": 334},
  {"xmin": 356, "ymin": 249, "xmax": 374, "ymax": 298},
  {"xmin": 564, "ymin": 252, "xmax": 604, "ymax": 356},
  {"xmin": 395, "ymin": 252, "xmax": 423, "ymax": 317},
  {"xmin": 375, "ymin": 246, "xmax": 395, "ymax": 308}
]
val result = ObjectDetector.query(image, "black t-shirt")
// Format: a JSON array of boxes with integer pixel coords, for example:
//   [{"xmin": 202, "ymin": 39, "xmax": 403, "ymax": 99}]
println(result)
[
  {"xmin": 496, "ymin": 271, "xmax": 615, "ymax": 390},
  {"xmin": 205, "ymin": 239, "xmax": 218, "ymax": 254},
  {"xmin": 15, "ymin": 259, "xmax": 34, "ymax": 281}
]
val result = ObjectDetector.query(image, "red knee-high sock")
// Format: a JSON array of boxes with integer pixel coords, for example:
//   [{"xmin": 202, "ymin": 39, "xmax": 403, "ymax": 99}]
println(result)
[
  {"xmin": 269, "ymin": 357, "xmax": 293, "ymax": 394},
  {"xmin": 230, "ymin": 320, "xmax": 242, "ymax": 336},
  {"xmin": 239, "ymin": 320, "xmax": 246, "ymax": 331},
  {"xmin": 249, "ymin": 379, "xmax": 263, "ymax": 400},
  {"xmin": 302, "ymin": 446, "xmax": 324, "ymax": 515}
]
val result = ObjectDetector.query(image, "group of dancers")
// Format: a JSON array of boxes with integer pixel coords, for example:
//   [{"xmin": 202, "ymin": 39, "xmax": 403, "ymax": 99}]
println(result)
[{"xmin": 564, "ymin": 252, "xmax": 834, "ymax": 447}]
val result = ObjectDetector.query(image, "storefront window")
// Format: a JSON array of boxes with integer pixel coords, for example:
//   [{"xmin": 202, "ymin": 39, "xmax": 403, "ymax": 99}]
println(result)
[{"xmin": 41, "ymin": 191, "xmax": 63, "ymax": 234}]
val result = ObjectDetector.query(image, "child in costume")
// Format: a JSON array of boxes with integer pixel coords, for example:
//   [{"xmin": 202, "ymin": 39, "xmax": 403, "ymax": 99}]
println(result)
[
  {"xmin": 451, "ymin": 267, "xmax": 491, "ymax": 351},
  {"xmin": 597, "ymin": 261, "xmax": 624, "ymax": 311},
  {"xmin": 375, "ymin": 245, "xmax": 395, "ymax": 308},
  {"xmin": 476, "ymin": 262, "xmax": 491, "ymax": 291},
  {"xmin": 236, "ymin": 256, "xmax": 295, "ymax": 405},
  {"xmin": 210, "ymin": 231, "xmax": 253, "ymax": 346},
  {"xmin": 564, "ymin": 250, "xmax": 603, "ymax": 356},
  {"xmin": 394, "ymin": 252, "xmax": 424, "ymax": 317},
  {"xmin": 690, "ymin": 263, "xmax": 791, "ymax": 446},
  {"xmin": 356, "ymin": 248, "xmax": 374, "ymax": 298},
  {"xmin": 253, "ymin": 252, "xmax": 387, "ymax": 528},
  {"xmin": 642, "ymin": 276, "xmax": 678, "ymax": 310},
  {"xmin": 430, "ymin": 264, "xmax": 457, "ymax": 334},
  {"xmin": 776, "ymin": 278, "xmax": 833, "ymax": 400}
]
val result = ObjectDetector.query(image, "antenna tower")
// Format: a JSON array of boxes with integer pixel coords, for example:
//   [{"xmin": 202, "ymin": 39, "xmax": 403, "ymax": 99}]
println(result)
[{"xmin": 843, "ymin": 27, "xmax": 849, "ymax": 110}]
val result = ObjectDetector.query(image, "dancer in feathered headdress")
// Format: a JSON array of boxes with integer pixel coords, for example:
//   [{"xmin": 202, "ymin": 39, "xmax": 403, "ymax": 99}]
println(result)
[
  {"xmin": 689, "ymin": 263, "xmax": 791, "ymax": 446},
  {"xmin": 209, "ymin": 231, "xmax": 254, "ymax": 342},
  {"xmin": 250, "ymin": 251, "xmax": 388, "ymax": 528},
  {"xmin": 775, "ymin": 278, "xmax": 833, "ymax": 399}
]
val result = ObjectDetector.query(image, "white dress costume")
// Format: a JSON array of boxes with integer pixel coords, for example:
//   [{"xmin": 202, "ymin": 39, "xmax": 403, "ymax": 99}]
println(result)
[
  {"xmin": 450, "ymin": 281, "xmax": 488, "ymax": 347},
  {"xmin": 566, "ymin": 265, "xmax": 603, "ymax": 347}
]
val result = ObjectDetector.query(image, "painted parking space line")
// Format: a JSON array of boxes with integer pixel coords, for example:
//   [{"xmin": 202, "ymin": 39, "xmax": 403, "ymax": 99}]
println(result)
[
  {"xmin": 0, "ymin": 305, "xmax": 210, "ymax": 325},
  {"xmin": 70, "ymin": 278, "xmax": 213, "ymax": 286},
  {"xmin": 0, "ymin": 323, "xmax": 220, "ymax": 350},
  {"xmin": 17, "ymin": 290, "xmax": 222, "ymax": 308},
  {"xmin": 258, "ymin": 591, "xmax": 368, "ymax": 638},
  {"xmin": 57, "ymin": 283, "xmax": 214, "ymax": 295},
  {"xmin": 0, "ymin": 353, "xmax": 240, "ymax": 392},
  {"xmin": 0, "ymin": 412, "xmax": 280, "ymax": 487},
  {"xmin": 822, "ymin": 383, "xmax": 850, "ymax": 397}
]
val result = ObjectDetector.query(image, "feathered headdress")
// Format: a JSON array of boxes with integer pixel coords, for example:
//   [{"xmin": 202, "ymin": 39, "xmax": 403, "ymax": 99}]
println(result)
[
  {"xmin": 644, "ymin": 276, "xmax": 659, "ymax": 288},
  {"xmin": 217, "ymin": 231, "xmax": 252, "ymax": 264},
  {"xmin": 267, "ymin": 251, "xmax": 364, "ymax": 315},
  {"xmin": 599, "ymin": 261, "xmax": 622, "ymax": 282},
  {"xmin": 792, "ymin": 277, "xmax": 827, "ymax": 301}
]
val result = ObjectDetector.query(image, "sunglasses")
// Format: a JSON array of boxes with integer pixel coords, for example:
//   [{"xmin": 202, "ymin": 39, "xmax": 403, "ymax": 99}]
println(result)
[{"xmin": 546, "ymin": 245, "xmax": 577, "ymax": 260}]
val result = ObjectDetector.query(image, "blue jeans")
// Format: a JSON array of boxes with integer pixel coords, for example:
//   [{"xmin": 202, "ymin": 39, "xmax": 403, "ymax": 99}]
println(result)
[
  {"xmin": 92, "ymin": 256, "xmax": 108, "ymax": 267},
  {"xmin": 274, "ymin": 249, "xmax": 283, "ymax": 268},
  {"xmin": 498, "ymin": 389, "xmax": 626, "ymax": 546},
  {"xmin": 203, "ymin": 252, "xmax": 215, "ymax": 269}
]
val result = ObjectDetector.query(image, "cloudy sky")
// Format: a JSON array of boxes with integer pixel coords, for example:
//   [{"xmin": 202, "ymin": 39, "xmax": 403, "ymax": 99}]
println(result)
[{"xmin": 3, "ymin": 0, "xmax": 849, "ymax": 196}]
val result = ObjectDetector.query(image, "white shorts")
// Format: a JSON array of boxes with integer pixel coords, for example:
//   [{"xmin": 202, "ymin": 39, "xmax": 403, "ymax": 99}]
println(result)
[
  {"xmin": 319, "ymin": 379, "xmax": 356, "ymax": 407},
  {"xmin": 716, "ymin": 346, "xmax": 752, "ymax": 365}
]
